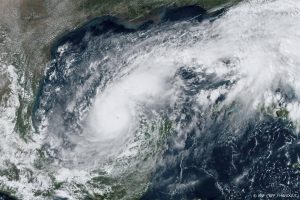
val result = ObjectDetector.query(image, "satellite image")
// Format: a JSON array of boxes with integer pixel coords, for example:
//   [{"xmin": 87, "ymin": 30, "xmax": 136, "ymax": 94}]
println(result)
[{"xmin": 0, "ymin": 0, "xmax": 300, "ymax": 199}]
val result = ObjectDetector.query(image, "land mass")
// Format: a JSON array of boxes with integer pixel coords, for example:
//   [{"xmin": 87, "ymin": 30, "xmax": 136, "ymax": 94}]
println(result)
[{"xmin": 0, "ymin": 0, "xmax": 239, "ymax": 199}]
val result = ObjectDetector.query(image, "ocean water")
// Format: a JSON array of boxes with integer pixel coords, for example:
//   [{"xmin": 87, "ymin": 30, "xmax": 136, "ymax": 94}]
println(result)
[{"xmin": 1, "ymin": 0, "xmax": 300, "ymax": 199}]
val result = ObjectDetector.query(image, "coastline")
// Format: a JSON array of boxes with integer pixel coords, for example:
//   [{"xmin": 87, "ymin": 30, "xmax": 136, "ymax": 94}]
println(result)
[
  {"xmin": 50, "ymin": 5, "xmax": 229, "ymax": 60},
  {"xmin": 33, "ymin": 4, "xmax": 228, "ymax": 126}
]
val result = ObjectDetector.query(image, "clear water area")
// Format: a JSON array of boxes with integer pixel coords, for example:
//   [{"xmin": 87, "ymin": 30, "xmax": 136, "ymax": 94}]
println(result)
[
  {"xmin": 141, "ymin": 63, "xmax": 300, "ymax": 199},
  {"xmin": 0, "ymin": 193, "xmax": 17, "ymax": 200},
  {"xmin": 33, "ymin": 5, "xmax": 212, "ymax": 166},
  {"xmin": 142, "ymin": 115, "xmax": 299, "ymax": 200},
  {"xmin": 33, "ymin": 4, "xmax": 300, "ymax": 200}
]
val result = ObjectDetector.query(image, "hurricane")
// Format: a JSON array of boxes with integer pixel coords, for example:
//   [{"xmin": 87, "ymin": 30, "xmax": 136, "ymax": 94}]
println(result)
[{"xmin": 1, "ymin": 0, "xmax": 300, "ymax": 199}]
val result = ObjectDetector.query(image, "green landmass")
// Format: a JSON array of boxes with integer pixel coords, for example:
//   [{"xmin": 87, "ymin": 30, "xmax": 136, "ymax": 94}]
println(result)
[
  {"xmin": 0, "ymin": 1, "xmax": 239, "ymax": 199},
  {"xmin": 8, "ymin": 0, "xmax": 238, "ymax": 139},
  {"xmin": 81, "ymin": 0, "xmax": 237, "ymax": 20}
]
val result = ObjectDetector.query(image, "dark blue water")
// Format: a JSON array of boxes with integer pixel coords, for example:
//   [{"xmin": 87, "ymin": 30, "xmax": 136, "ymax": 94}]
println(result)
[
  {"xmin": 33, "ymin": 5, "xmax": 300, "ymax": 200},
  {"xmin": 0, "ymin": 193, "xmax": 17, "ymax": 200},
  {"xmin": 141, "ymin": 66, "xmax": 300, "ymax": 200},
  {"xmin": 33, "ymin": 5, "xmax": 213, "ymax": 140},
  {"xmin": 142, "ymin": 115, "xmax": 300, "ymax": 200},
  {"xmin": 50, "ymin": 5, "xmax": 210, "ymax": 60}
]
